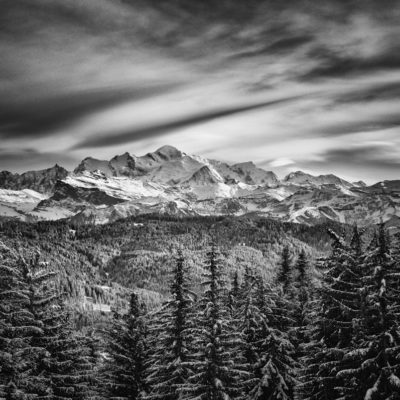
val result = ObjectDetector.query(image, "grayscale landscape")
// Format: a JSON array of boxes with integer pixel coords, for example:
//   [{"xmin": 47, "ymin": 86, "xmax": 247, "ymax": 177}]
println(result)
[{"xmin": 1, "ymin": 1, "xmax": 399, "ymax": 399}]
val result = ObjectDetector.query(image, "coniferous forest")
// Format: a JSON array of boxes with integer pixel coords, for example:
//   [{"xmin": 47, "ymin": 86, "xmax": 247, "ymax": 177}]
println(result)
[{"xmin": 1, "ymin": 216, "xmax": 400, "ymax": 400}]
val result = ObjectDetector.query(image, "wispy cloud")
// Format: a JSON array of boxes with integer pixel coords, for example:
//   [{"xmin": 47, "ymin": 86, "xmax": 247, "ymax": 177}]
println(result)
[
  {"xmin": 72, "ymin": 95, "xmax": 303, "ymax": 149},
  {"xmin": 0, "ymin": 0, "xmax": 400, "ymax": 181},
  {"xmin": 0, "ymin": 148, "xmax": 79, "ymax": 173},
  {"xmin": 0, "ymin": 83, "xmax": 181, "ymax": 138}
]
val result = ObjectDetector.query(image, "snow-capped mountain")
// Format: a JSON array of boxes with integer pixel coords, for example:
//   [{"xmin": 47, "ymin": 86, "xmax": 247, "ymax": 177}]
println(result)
[
  {"xmin": 0, "ymin": 164, "xmax": 68, "ymax": 193},
  {"xmin": 0, "ymin": 146, "xmax": 399, "ymax": 226}
]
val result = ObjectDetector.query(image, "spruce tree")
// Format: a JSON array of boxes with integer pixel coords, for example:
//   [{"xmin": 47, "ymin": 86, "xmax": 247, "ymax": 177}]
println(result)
[
  {"xmin": 146, "ymin": 250, "xmax": 193, "ymax": 400},
  {"xmin": 104, "ymin": 292, "xmax": 147, "ymax": 400},
  {"xmin": 227, "ymin": 271, "xmax": 240, "ymax": 317},
  {"xmin": 249, "ymin": 279, "xmax": 297, "ymax": 400},
  {"xmin": 277, "ymin": 246, "xmax": 291, "ymax": 293},
  {"xmin": 292, "ymin": 250, "xmax": 311, "ymax": 364},
  {"xmin": 21, "ymin": 253, "xmax": 95, "ymax": 400},
  {"xmin": 182, "ymin": 245, "xmax": 248, "ymax": 400},
  {"xmin": 0, "ymin": 243, "xmax": 40, "ymax": 400},
  {"xmin": 336, "ymin": 225, "xmax": 400, "ymax": 399},
  {"xmin": 300, "ymin": 229, "xmax": 363, "ymax": 400}
]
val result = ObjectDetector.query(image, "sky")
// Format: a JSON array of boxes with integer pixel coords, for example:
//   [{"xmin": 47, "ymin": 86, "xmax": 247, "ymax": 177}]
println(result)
[{"xmin": 1, "ymin": 0, "xmax": 400, "ymax": 184}]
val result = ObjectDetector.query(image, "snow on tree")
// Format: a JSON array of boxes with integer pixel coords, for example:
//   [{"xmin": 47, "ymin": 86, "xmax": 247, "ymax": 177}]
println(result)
[
  {"xmin": 249, "ymin": 279, "xmax": 297, "ymax": 400},
  {"xmin": 227, "ymin": 270, "xmax": 240, "ymax": 317},
  {"xmin": 145, "ymin": 250, "xmax": 194, "ymax": 400},
  {"xmin": 104, "ymin": 292, "xmax": 147, "ymax": 400},
  {"xmin": 291, "ymin": 249, "xmax": 313, "ymax": 389},
  {"xmin": 21, "ymin": 252, "xmax": 96, "ymax": 400},
  {"xmin": 277, "ymin": 246, "xmax": 292, "ymax": 293},
  {"xmin": 0, "ymin": 243, "xmax": 41, "ymax": 400},
  {"xmin": 335, "ymin": 224, "xmax": 400, "ymax": 399},
  {"xmin": 181, "ymin": 245, "xmax": 248, "ymax": 400},
  {"xmin": 299, "ymin": 227, "xmax": 364, "ymax": 400},
  {"xmin": 292, "ymin": 250, "xmax": 312, "ymax": 337}
]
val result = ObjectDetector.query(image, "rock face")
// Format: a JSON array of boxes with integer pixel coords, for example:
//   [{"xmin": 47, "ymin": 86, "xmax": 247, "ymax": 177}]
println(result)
[
  {"xmin": 185, "ymin": 166, "xmax": 222, "ymax": 186},
  {"xmin": 0, "ymin": 164, "xmax": 68, "ymax": 193},
  {"xmin": 0, "ymin": 145, "xmax": 399, "ymax": 226},
  {"xmin": 283, "ymin": 171, "xmax": 352, "ymax": 188},
  {"xmin": 74, "ymin": 152, "xmax": 139, "ymax": 177}
]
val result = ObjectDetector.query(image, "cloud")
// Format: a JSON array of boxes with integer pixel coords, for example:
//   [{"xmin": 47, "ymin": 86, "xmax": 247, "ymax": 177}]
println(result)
[
  {"xmin": 230, "ymin": 34, "xmax": 313, "ymax": 59},
  {"xmin": 289, "ymin": 141, "xmax": 400, "ymax": 184},
  {"xmin": 317, "ymin": 113, "xmax": 400, "ymax": 137},
  {"xmin": 303, "ymin": 53, "xmax": 400, "ymax": 80},
  {"xmin": 1, "ymin": 0, "xmax": 400, "ymax": 182},
  {"xmin": 334, "ymin": 81, "xmax": 400, "ymax": 104},
  {"xmin": 0, "ymin": 148, "xmax": 78, "ymax": 172},
  {"xmin": 0, "ymin": 83, "xmax": 181, "ymax": 139},
  {"xmin": 71, "ymin": 95, "xmax": 302, "ymax": 149},
  {"xmin": 320, "ymin": 144, "xmax": 400, "ymax": 168},
  {"xmin": 268, "ymin": 158, "xmax": 295, "ymax": 167}
]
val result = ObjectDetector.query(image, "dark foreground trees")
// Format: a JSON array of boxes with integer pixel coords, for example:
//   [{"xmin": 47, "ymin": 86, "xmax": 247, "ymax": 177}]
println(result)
[
  {"xmin": 300, "ymin": 226, "xmax": 400, "ymax": 400},
  {"xmin": 145, "ymin": 250, "xmax": 193, "ymax": 400},
  {"xmin": 0, "ymin": 244, "xmax": 95, "ymax": 400},
  {"xmin": 2, "ymin": 223, "xmax": 400, "ymax": 400},
  {"xmin": 104, "ymin": 292, "xmax": 147, "ymax": 400}
]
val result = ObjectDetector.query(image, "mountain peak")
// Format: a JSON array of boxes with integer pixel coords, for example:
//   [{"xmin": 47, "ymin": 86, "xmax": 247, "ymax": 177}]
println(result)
[
  {"xmin": 185, "ymin": 165, "xmax": 222, "ymax": 185},
  {"xmin": 230, "ymin": 162, "xmax": 278, "ymax": 186},
  {"xmin": 111, "ymin": 151, "xmax": 131, "ymax": 159},
  {"xmin": 284, "ymin": 170, "xmax": 352, "ymax": 188},
  {"xmin": 284, "ymin": 171, "xmax": 308, "ymax": 180},
  {"xmin": 233, "ymin": 161, "xmax": 256, "ymax": 168},
  {"xmin": 74, "ymin": 157, "xmax": 111, "ymax": 176},
  {"xmin": 154, "ymin": 145, "xmax": 183, "ymax": 160}
]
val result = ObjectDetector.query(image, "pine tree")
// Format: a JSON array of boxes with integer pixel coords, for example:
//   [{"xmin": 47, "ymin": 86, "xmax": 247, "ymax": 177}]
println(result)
[
  {"xmin": 48, "ymin": 312, "xmax": 96, "ymax": 400},
  {"xmin": 182, "ymin": 245, "xmax": 248, "ymax": 400},
  {"xmin": 292, "ymin": 250, "xmax": 311, "ymax": 362},
  {"xmin": 104, "ymin": 292, "xmax": 147, "ymax": 400},
  {"xmin": 22, "ymin": 253, "xmax": 56, "ymax": 399},
  {"xmin": 249, "ymin": 279, "xmax": 297, "ymax": 400},
  {"xmin": 239, "ymin": 268, "xmax": 260, "ymax": 369},
  {"xmin": 0, "ymin": 243, "xmax": 42, "ymax": 400},
  {"xmin": 300, "ymin": 229, "xmax": 363, "ymax": 400},
  {"xmin": 146, "ymin": 250, "xmax": 193, "ymax": 400},
  {"xmin": 21, "ymin": 253, "xmax": 96, "ymax": 400},
  {"xmin": 227, "ymin": 271, "xmax": 240, "ymax": 317},
  {"xmin": 335, "ymin": 225, "xmax": 400, "ymax": 399},
  {"xmin": 277, "ymin": 246, "xmax": 292, "ymax": 293},
  {"xmin": 295, "ymin": 250, "xmax": 308, "ymax": 289}
]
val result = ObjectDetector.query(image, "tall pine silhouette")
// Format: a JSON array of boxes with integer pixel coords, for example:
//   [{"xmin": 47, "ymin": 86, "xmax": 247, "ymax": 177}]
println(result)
[
  {"xmin": 104, "ymin": 292, "xmax": 147, "ymax": 400},
  {"xmin": 182, "ymin": 245, "xmax": 248, "ymax": 400},
  {"xmin": 146, "ymin": 250, "xmax": 193, "ymax": 400}
]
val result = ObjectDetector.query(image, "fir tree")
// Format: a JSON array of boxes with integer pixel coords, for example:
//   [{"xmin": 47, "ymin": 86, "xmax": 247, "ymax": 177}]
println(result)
[
  {"xmin": 227, "ymin": 271, "xmax": 240, "ymax": 317},
  {"xmin": 295, "ymin": 250, "xmax": 308, "ymax": 289},
  {"xmin": 104, "ymin": 292, "xmax": 147, "ymax": 400},
  {"xmin": 21, "ymin": 253, "xmax": 96, "ymax": 400},
  {"xmin": 146, "ymin": 250, "xmax": 193, "ymax": 400},
  {"xmin": 336, "ymin": 225, "xmax": 400, "ymax": 399},
  {"xmin": 300, "ymin": 229, "xmax": 363, "ymax": 400},
  {"xmin": 277, "ymin": 246, "xmax": 292, "ymax": 293},
  {"xmin": 0, "ymin": 243, "xmax": 42, "ymax": 400},
  {"xmin": 250, "ymin": 280, "xmax": 297, "ymax": 400},
  {"xmin": 292, "ymin": 250, "xmax": 311, "ymax": 363},
  {"xmin": 182, "ymin": 245, "xmax": 248, "ymax": 400}
]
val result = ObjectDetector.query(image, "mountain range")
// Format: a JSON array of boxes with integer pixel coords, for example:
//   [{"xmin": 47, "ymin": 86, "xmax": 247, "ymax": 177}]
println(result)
[{"xmin": 0, "ymin": 145, "xmax": 399, "ymax": 226}]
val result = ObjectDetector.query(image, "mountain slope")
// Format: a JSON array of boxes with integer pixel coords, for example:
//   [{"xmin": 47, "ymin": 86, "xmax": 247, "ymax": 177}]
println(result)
[
  {"xmin": 0, "ymin": 145, "xmax": 398, "ymax": 226},
  {"xmin": 0, "ymin": 164, "xmax": 68, "ymax": 193}
]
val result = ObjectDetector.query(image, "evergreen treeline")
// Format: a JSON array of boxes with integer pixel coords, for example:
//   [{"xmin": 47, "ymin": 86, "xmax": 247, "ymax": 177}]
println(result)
[
  {"xmin": 1, "ymin": 222, "xmax": 400, "ymax": 400},
  {"xmin": 0, "ymin": 214, "xmax": 340, "ymax": 327},
  {"xmin": 0, "ymin": 243, "xmax": 97, "ymax": 400}
]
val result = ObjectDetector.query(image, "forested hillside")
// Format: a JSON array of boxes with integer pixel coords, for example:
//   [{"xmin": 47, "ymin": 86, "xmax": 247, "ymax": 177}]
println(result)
[
  {"xmin": 0, "ymin": 215, "xmax": 348, "ymax": 322},
  {"xmin": 1, "ymin": 215, "xmax": 399, "ymax": 399}
]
